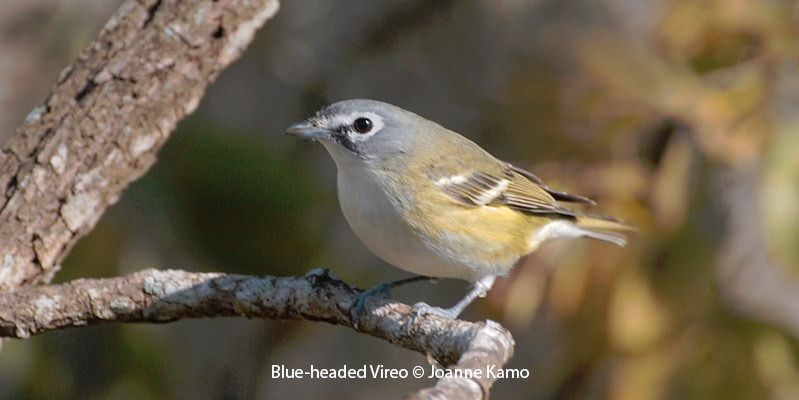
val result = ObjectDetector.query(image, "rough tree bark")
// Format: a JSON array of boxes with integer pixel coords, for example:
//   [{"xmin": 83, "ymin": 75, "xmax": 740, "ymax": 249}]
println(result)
[
  {"xmin": 0, "ymin": 1, "xmax": 516, "ymax": 398},
  {"xmin": 0, "ymin": 0, "xmax": 279, "ymax": 290}
]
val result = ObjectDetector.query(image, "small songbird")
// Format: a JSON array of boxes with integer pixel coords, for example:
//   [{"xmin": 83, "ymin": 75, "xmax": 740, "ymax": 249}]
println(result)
[{"xmin": 287, "ymin": 99, "xmax": 629, "ymax": 319}]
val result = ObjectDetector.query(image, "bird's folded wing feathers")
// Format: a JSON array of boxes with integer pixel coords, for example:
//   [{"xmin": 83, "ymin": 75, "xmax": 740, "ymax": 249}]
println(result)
[
  {"xmin": 507, "ymin": 164, "xmax": 596, "ymax": 205},
  {"xmin": 433, "ymin": 163, "xmax": 594, "ymax": 218}
]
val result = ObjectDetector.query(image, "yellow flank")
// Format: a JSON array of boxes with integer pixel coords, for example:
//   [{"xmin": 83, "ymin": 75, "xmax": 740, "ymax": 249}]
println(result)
[{"xmin": 405, "ymin": 182, "xmax": 547, "ymax": 273}]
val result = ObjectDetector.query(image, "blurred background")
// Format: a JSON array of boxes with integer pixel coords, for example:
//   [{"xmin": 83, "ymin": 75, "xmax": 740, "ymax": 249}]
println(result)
[{"xmin": 1, "ymin": 0, "xmax": 798, "ymax": 398}]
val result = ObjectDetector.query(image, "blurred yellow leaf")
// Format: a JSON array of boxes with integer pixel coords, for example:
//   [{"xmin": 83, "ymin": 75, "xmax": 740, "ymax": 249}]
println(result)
[
  {"xmin": 609, "ymin": 350, "xmax": 677, "ymax": 400},
  {"xmin": 650, "ymin": 132, "xmax": 695, "ymax": 232},
  {"xmin": 754, "ymin": 332, "xmax": 799, "ymax": 400},
  {"xmin": 761, "ymin": 125, "xmax": 799, "ymax": 273},
  {"xmin": 608, "ymin": 270, "xmax": 670, "ymax": 352}
]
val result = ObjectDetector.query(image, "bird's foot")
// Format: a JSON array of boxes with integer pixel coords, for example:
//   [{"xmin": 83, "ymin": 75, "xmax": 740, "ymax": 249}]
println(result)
[
  {"xmin": 407, "ymin": 276, "xmax": 495, "ymax": 325},
  {"xmin": 410, "ymin": 302, "xmax": 461, "ymax": 321}
]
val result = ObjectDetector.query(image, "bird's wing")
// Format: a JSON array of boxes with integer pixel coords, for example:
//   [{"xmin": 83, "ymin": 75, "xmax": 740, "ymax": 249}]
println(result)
[
  {"xmin": 432, "ymin": 163, "xmax": 592, "ymax": 218},
  {"xmin": 507, "ymin": 163, "xmax": 596, "ymax": 205}
]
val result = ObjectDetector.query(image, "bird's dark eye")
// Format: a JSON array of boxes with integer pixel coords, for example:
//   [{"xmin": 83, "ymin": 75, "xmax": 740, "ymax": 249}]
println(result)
[{"xmin": 352, "ymin": 118, "xmax": 373, "ymax": 134}]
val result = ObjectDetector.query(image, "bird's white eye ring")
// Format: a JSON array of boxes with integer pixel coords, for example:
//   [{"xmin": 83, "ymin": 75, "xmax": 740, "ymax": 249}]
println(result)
[{"xmin": 352, "ymin": 118, "xmax": 373, "ymax": 134}]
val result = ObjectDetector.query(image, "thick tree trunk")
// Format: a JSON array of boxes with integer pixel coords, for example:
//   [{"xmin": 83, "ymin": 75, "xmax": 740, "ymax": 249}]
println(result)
[{"xmin": 0, "ymin": 0, "xmax": 279, "ymax": 290}]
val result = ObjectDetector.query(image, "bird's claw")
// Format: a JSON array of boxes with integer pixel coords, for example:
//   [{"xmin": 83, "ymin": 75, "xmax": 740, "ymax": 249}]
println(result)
[{"xmin": 410, "ymin": 302, "xmax": 459, "ymax": 321}]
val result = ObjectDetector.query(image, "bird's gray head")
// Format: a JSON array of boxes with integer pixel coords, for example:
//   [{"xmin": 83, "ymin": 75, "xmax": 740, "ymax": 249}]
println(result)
[{"xmin": 286, "ymin": 99, "xmax": 423, "ymax": 164}]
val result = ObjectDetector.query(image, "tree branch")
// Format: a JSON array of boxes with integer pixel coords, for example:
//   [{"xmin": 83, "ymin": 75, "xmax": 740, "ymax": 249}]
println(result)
[
  {"xmin": 0, "ymin": 268, "xmax": 514, "ymax": 399},
  {"xmin": 0, "ymin": 0, "xmax": 280, "ymax": 291}
]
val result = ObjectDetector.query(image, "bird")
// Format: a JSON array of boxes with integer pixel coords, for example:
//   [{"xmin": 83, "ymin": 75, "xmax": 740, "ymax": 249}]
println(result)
[{"xmin": 286, "ymin": 99, "xmax": 630, "ymax": 320}]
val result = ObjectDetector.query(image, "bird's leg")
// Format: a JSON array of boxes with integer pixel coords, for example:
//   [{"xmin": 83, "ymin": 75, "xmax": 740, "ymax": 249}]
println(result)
[
  {"xmin": 350, "ymin": 276, "xmax": 438, "ymax": 325},
  {"xmin": 411, "ymin": 275, "xmax": 496, "ymax": 320}
]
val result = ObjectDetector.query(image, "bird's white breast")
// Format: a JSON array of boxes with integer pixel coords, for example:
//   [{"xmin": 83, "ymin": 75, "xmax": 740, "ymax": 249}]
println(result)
[{"xmin": 335, "ymin": 165, "xmax": 481, "ymax": 281}]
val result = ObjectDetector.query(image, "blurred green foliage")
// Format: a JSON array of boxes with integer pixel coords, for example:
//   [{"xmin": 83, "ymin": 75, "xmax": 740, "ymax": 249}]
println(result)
[{"xmin": 151, "ymin": 121, "xmax": 320, "ymax": 275}]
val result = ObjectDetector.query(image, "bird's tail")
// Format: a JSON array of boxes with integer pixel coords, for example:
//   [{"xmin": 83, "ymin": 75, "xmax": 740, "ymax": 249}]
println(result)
[{"xmin": 573, "ymin": 214, "xmax": 634, "ymax": 247}]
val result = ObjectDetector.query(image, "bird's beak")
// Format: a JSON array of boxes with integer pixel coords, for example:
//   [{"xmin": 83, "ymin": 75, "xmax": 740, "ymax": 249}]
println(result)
[{"xmin": 285, "ymin": 121, "xmax": 333, "ymax": 141}]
